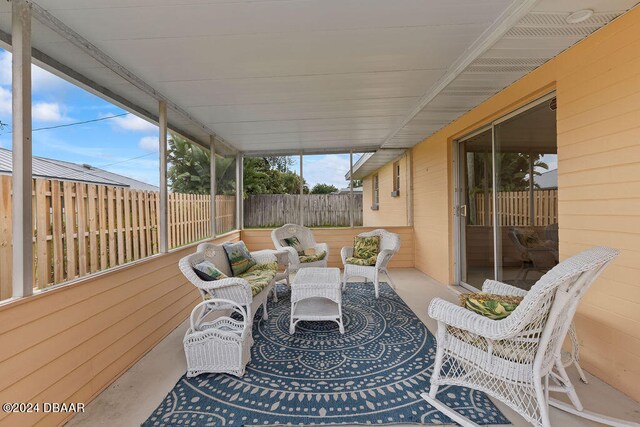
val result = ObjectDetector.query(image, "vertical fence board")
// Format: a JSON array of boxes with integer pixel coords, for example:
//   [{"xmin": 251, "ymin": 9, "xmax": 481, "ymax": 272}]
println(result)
[
  {"xmin": 87, "ymin": 185, "xmax": 98, "ymax": 273},
  {"xmin": 63, "ymin": 181, "xmax": 77, "ymax": 280},
  {"xmin": 144, "ymin": 191, "xmax": 152, "ymax": 255},
  {"xmin": 0, "ymin": 176, "xmax": 13, "ymax": 299},
  {"xmin": 115, "ymin": 188, "xmax": 125, "ymax": 266},
  {"xmin": 107, "ymin": 187, "xmax": 116, "ymax": 267},
  {"xmin": 123, "ymin": 189, "xmax": 132, "ymax": 263},
  {"xmin": 76, "ymin": 183, "xmax": 88, "ymax": 277},
  {"xmin": 138, "ymin": 191, "xmax": 147, "ymax": 258},
  {"xmin": 35, "ymin": 179, "xmax": 49, "ymax": 288},
  {"xmin": 51, "ymin": 182, "xmax": 64, "ymax": 283},
  {"xmin": 130, "ymin": 191, "xmax": 140, "ymax": 260}
]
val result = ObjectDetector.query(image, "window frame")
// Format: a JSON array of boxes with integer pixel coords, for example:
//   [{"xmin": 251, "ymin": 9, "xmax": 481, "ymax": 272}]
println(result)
[{"xmin": 392, "ymin": 160, "xmax": 401, "ymax": 197}]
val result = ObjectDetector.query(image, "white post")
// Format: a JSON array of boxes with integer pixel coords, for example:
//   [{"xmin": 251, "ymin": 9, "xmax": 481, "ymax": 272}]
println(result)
[
  {"xmin": 529, "ymin": 151, "xmax": 535, "ymax": 226},
  {"xmin": 12, "ymin": 0, "xmax": 33, "ymax": 298},
  {"xmin": 210, "ymin": 135, "xmax": 216, "ymax": 237},
  {"xmin": 158, "ymin": 101, "xmax": 168, "ymax": 253},
  {"xmin": 407, "ymin": 150, "xmax": 414, "ymax": 226},
  {"xmin": 349, "ymin": 150, "xmax": 354, "ymax": 228},
  {"xmin": 299, "ymin": 152, "xmax": 304, "ymax": 226},
  {"xmin": 235, "ymin": 154, "xmax": 243, "ymax": 230}
]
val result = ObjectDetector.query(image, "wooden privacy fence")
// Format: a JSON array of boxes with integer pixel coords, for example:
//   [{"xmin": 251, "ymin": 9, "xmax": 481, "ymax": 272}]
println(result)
[
  {"xmin": 0, "ymin": 175, "xmax": 236, "ymax": 298},
  {"xmin": 474, "ymin": 189, "xmax": 557, "ymax": 226},
  {"xmin": 243, "ymin": 193, "xmax": 363, "ymax": 228}
]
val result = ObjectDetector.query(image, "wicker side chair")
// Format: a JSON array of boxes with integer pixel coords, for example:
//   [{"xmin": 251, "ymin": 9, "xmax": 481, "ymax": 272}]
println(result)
[
  {"xmin": 341, "ymin": 229, "xmax": 400, "ymax": 298},
  {"xmin": 271, "ymin": 224, "xmax": 329, "ymax": 273},
  {"xmin": 422, "ymin": 246, "xmax": 627, "ymax": 427}
]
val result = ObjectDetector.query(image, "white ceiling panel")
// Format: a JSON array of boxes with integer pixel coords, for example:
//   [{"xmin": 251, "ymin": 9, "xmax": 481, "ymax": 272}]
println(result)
[
  {"xmin": 0, "ymin": 0, "xmax": 636, "ymax": 163},
  {"xmin": 380, "ymin": 0, "xmax": 639, "ymax": 157}
]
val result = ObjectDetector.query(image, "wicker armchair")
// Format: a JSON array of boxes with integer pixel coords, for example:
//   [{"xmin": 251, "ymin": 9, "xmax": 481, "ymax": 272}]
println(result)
[
  {"xmin": 179, "ymin": 242, "xmax": 277, "ymax": 327},
  {"xmin": 341, "ymin": 229, "xmax": 400, "ymax": 298},
  {"xmin": 422, "ymin": 246, "xmax": 624, "ymax": 427},
  {"xmin": 271, "ymin": 224, "xmax": 329, "ymax": 272}
]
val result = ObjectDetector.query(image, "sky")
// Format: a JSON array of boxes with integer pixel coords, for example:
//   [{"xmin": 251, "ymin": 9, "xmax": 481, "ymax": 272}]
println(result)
[{"xmin": 0, "ymin": 47, "xmax": 357, "ymax": 189}]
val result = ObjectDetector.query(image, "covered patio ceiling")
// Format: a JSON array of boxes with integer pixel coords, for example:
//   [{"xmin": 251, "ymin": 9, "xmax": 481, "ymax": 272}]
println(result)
[{"xmin": 0, "ymin": 0, "xmax": 637, "ymax": 164}]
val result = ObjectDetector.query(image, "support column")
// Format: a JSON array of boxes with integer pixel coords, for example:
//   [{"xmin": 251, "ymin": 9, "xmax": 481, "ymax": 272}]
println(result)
[
  {"xmin": 407, "ymin": 150, "xmax": 414, "ymax": 226},
  {"xmin": 12, "ymin": 0, "xmax": 32, "ymax": 298},
  {"xmin": 158, "ymin": 101, "xmax": 168, "ymax": 253},
  {"xmin": 210, "ymin": 136, "xmax": 216, "ymax": 237},
  {"xmin": 299, "ymin": 152, "xmax": 304, "ymax": 226},
  {"xmin": 235, "ymin": 154, "xmax": 243, "ymax": 230},
  {"xmin": 349, "ymin": 150, "xmax": 354, "ymax": 228},
  {"xmin": 529, "ymin": 151, "xmax": 535, "ymax": 226}
]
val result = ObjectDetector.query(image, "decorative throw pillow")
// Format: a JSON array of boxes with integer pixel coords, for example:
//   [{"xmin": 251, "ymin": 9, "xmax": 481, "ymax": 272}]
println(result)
[
  {"xmin": 459, "ymin": 292, "xmax": 523, "ymax": 320},
  {"xmin": 299, "ymin": 251, "xmax": 327, "ymax": 264},
  {"xmin": 346, "ymin": 255, "xmax": 377, "ymax": 266},
  {"xmin": 353, "ymin": 236, "xmax": 380, "ymax": 259},
  {"xmin": 282, "ymin": 236, "xmax": 304, "ymax": 255},
  {"xmin": 303, "ymin": 247, "xmax": 317, "ymax": 256},
  {"xmin": 223, "ymin": 241, "xmax": 257, "ymax": 276},
  {"xmin": 193, "ymin": 260, "xmax": 228, "ymax": 281}
]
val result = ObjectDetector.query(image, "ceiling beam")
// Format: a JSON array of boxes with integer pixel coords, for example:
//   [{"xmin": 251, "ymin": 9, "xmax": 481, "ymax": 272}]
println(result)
[{"xmin": 379, "ymin": 0, "xmax": 539, "ymax": 148}]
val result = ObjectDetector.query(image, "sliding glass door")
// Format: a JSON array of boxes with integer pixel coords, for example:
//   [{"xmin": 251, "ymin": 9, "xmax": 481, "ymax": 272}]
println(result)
[{"xmin": 456, "ymin": 94, "xmax": 558, "ymax": 291}]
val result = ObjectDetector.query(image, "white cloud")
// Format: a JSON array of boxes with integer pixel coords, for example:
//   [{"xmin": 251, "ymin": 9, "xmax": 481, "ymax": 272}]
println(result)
[
  {"xmin": 0, "ymin": 52, "xmax": 9, "ymax": 87},
  {"xmin": 0, "ymin": 50, "xmax": 71, "ymax": 93},
  {"xmin": 302, "ymin": 154, "xmax": 351, "ymax": 189},
  {"xmin": 0, "ymin": 86, "xmax": 11, "ymax": 116},
  {"xmin": 109, "ymin": 114, "xmax": 157, "ymax": 132},
  {"xmin": 32, "ymin": 102, "xmax": 66, "ymax": 122},
  {"xmin": 138, "ymin": 135, "xmax": 159, "ymax": 152}
]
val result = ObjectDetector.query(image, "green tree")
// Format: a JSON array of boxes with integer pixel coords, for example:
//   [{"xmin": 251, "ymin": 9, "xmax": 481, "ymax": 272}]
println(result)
[
  {"xmin": 167, "ymin": 134, "xmax": 314, "ymax": 196},
  {"xmin": 167, "ymin": 133, "xmax": 236, "ymax": 195},
  {"xmin": 310, "ymin": 183, "xmax": 338, "ymax": 194}
]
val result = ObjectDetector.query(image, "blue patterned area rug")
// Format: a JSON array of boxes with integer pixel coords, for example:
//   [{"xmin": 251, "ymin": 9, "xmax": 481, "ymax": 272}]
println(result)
[{"xmin": 143, "ymin": 283, "xmax": 509, "ymax": 426}]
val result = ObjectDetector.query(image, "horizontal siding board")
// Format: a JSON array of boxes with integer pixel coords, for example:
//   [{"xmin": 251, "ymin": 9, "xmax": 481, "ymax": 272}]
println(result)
[{"xmin": 0, "ymin": 232, "xmax": 239, "ymax": 426}]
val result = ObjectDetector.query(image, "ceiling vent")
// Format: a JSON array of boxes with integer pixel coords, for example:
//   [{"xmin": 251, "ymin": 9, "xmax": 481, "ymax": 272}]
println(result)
[{"xmin": 506, "ymin": 12, "xmax": 621, "ymax": 38}]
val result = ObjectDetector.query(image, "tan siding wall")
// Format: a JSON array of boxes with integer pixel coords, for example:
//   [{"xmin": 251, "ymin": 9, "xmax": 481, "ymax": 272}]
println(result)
[
  {"xmin": 0, "ymin": 231, "xmax": 241, "ymax": 427},
  {"xmin": 242, "ymin": 227, "xmax": 414, "ymax": 269},
  {"xmin": 363, "ymin": 7, "xmax": 640, "ymax": 400},
  {"xmin": 362, "ymin": 154, "xmax": 409, "ymax": 227},
  {"xmin": 411, "ymin": 137, "xmax": 452, "ymax": 285}
]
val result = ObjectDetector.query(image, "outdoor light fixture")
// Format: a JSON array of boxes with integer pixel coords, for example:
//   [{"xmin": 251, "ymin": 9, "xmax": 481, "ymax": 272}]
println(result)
[{"xmin": 566, "ymin": 9, "xmax": 594, "ymax": 24}]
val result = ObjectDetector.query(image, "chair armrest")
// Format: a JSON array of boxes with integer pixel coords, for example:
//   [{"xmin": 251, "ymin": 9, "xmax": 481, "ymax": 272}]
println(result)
[
  {"xmin": 250, "ymin": 250, "xmax": 277, "ymax": 265},
  {"xmin": 482, "ymin": 279, "xmax": 528, "ymax": 297},
  {"xmin": 428, "ymin": 298, "xmax": 509, "ymax": 340},
  {"xmin": 279, "ymin": 246, "xmax": 300, "ymax": 266},
  {"xmin": 375, "ymin": 249, "xmax": 395, "ymax": 269},
  {"xmin": 315, "ymin": 242, "xmax": 329, "ymax": 255},
  {"xmin": 195, "ymin": 277, "xmax": 253, "ymax": 305},
  {"xmin": 341, "ymin": 247, "xmax": 354, "ymax": 264}
]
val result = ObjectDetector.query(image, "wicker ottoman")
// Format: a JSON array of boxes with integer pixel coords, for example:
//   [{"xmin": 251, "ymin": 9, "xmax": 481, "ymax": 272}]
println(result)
[{"xmin": 290, "ymin": 267, "xmax": 344, "ymax": 334}]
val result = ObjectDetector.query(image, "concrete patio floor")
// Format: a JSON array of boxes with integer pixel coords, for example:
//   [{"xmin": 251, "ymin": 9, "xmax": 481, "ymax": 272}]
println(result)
[{"xmin": 65, "ymin": 268, "xmax": 640, "ymax": 426}]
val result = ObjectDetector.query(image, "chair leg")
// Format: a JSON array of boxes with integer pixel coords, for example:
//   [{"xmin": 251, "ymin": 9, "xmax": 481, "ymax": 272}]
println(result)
[
  {"xmin": 262, "ymin": 299, "xmax": 269, "ymax": 320},
  {"xmin": 373, "ymin": 273, "xmax": 379, "ymax": 299},
  {"xmin": 534, "ymin": 377, "xmax": 552, "ymax": 427},
  {"xmin": 342, "ymin": 271, "xmax": 349, "ymax": 291},
  {"xmin": 383, "ymin": 268, "xmax": 396, "ymax": 289}
]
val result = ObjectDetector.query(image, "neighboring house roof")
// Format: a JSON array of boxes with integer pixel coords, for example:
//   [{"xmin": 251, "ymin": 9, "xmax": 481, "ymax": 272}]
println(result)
[
  {"xmin": 0, "ymin": 147, "xmax": 159, "ymax": 191},
  {"xmin": 333, "ymin": 186, "xmax": 363, "ymax": 195},
  {"xmin": 535, "ymin": 169, "xmax": 558, "ymax": 189}
]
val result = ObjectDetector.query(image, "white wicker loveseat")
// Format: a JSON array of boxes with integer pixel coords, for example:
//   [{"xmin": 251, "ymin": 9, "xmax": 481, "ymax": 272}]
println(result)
[
  {"xmin": 179, "ymin": 242, "xmax": 278, "ymax": 326},
  {"xmin": 271, "ymin": 224, "xmax": 329, "ymax": 273},
  {"xmin": 341, "ymin": 229, "xmax": 400, "ymax": 298}
]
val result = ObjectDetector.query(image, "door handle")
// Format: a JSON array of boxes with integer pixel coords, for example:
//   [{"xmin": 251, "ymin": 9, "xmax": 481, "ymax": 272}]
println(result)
[{"xmin": 460, "ymin": 205, "xmax": 467, "ymax": 217}]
